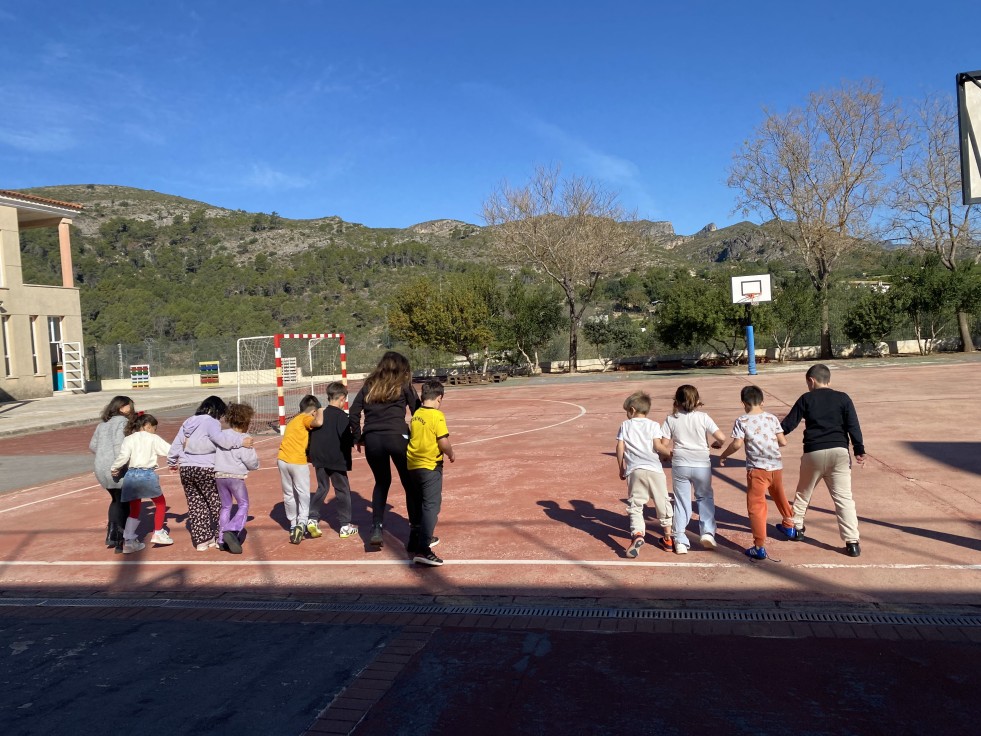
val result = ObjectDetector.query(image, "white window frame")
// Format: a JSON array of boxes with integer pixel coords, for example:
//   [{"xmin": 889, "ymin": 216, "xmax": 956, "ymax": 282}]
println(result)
[
  {"xmin": 1, "ymin": 315, "xmax": 11, "ymax": 377},
  {"xmin": 30, "ymin": 315, "xmax": 40, "ymax": 374}
]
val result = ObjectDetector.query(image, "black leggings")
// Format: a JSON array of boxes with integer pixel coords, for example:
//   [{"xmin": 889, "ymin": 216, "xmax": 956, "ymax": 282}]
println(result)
[
  {"xmin": 364, "ymin": 431, "xmax": 416, "ymax": 526},
  {"xmin": 105, "ymin": 487, "xmax": 128, "ymax": 528}
]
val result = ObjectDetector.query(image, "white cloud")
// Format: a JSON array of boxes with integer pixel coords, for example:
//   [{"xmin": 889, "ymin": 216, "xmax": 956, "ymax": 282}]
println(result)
[
  {"xmin": 0, "ymin": 127, "xmax": 75, "ymax": 153},
  {"xmin": 243, "ymin": 164, "xmax": 310, "ymax": 190}
]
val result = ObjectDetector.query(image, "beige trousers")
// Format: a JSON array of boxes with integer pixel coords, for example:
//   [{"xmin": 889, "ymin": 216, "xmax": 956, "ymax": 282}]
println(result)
[
  {"xmin": 792, "ymin": 447, "xmax": 860, "ymax": 543},
  {"xmin": 626, "ymin": 468, "xmax": 673, "ymax": 536}
]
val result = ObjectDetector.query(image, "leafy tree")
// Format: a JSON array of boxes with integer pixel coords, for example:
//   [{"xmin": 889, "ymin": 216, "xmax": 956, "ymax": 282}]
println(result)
[
  {"xmin": 388, "ymin": 272, "xmax": 498, "ymax": 371},
  {"xmin": 842, "ymin": 288, "xmax": 900, "ymax": 356},
  {"xmin": 483, "ymin": 165, "xmax": 645, "ymax": 371},
  {"xmin": 493, "ymin": 275, "xmax": 563, "ymax": 373},
  {"xmin": 888, "ymin": 255, "xmax": 961, "ymax": 354},
  {"xmin": 770, "ymin": 273, "xmax": 821, "ymax": 361},
  {"xmin": 654, "ymin": 270, "xmax": 772, "ymax": 364},
  {"xmin": 582, "ymin": 314, "xmax": 654, "ymax": 370}
]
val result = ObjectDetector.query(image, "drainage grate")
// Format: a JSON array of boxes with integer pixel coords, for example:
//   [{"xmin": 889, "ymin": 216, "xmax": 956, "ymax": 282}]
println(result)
[{"xmin": 4, "ymin": 598, "xmax": 979, "ymax": 627}]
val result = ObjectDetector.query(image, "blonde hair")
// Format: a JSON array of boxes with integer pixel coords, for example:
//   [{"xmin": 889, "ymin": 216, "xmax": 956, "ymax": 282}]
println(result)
[
  {"xmin": 672, "ymin": 384, "xmax": 703, "ymax": 413},
  {"xmin": 622, "ymin": 391, "xmax": 651, "ymax": 415},
  {"xmin": 364, "ymin": 351, "xmax": 412, "ymax": 404}
]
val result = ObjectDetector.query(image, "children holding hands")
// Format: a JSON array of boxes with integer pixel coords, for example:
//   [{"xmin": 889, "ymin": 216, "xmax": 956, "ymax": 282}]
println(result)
[
  {"xmin": 662, "ymin": 385, "xmax": 726, "ymax": 554},
  {"xmin": 718, "ymin": 385, "xmax": 791, "ymax": 560},
  {"xmin": 110, "ymin": 413, "xmax": 174, "ymax": 553},
  {"xmin": 616, "ymin": 391, "xmax": 674, "ymax": 557}
]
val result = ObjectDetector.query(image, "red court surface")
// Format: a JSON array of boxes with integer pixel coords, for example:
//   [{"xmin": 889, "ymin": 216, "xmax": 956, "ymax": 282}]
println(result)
[{"xmin": 1, "ymin": 360, "xmax": 979, "ymax": 607}]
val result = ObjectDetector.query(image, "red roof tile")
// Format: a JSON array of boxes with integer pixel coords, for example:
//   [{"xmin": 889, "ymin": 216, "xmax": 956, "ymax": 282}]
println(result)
[{"xmin": 0, "ymin": 189, "xmax": 84, "ymax": 210}]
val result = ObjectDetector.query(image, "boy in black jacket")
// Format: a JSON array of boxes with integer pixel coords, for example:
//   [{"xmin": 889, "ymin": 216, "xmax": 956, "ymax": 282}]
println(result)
[
  {"xmin": 307, "ymin": 382, "xmax": 357, "ymax": 538},
  {"xmin": 780, "ymin": 364, "xmax": 866, "ymax": 557}
]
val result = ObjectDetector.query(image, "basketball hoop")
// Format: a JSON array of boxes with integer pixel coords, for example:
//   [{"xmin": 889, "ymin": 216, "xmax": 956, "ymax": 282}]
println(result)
[{"xmin": 743, "ymin": 293, "xmax": 760, "ymax": 305}]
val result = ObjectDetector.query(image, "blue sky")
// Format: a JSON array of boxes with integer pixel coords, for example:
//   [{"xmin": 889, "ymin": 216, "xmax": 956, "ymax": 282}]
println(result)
[{"xmin": 1, "ymin": 1, "xmax": 977, "ymax": 234}]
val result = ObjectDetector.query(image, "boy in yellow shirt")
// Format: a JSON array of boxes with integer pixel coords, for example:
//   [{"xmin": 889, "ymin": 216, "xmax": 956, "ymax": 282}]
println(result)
[
  {"xmin": 406, "ymin": 379, "xmax": 454, "ymax": 566},
  {"xmin": 277, "ymin": 394, "xmax": 324, "ymax": 544}
]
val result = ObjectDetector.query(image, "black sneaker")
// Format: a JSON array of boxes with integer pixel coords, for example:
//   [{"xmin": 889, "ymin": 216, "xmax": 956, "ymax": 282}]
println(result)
[
  {"xmin": 845, "ymin": 541, "xmax": 861, "ymax": 557},
  {"xmin": 413, "ymin": 551, "xmax": 444, "ymax": 566},
  {"xmin": 428, "ymin": 536, "xmax": 440, "ymax": 548},
  {"xmin": 223, "ymin": 530, "xmax": 243, "ymax": 554},
  {"xmin": 369, "ymin": 523, "xmax": 384, "ymax": 546}
]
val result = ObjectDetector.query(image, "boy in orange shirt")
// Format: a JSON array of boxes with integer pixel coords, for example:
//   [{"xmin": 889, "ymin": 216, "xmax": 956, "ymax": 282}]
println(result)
[{"xmin": 277, "ymin": 394, "xmax": 324, "ymax": 544}]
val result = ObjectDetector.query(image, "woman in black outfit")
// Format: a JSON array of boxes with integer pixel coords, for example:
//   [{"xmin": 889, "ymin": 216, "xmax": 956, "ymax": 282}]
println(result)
[{"xmin": 349, "ymin": 351, "xmax": 421, "ymax": 546}]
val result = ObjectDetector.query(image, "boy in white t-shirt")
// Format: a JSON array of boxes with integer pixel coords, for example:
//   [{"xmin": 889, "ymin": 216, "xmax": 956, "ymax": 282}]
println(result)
[
  {"xmin": 662, "ymin": 384, "xmax": 727, "ymax": 554},
  {"xmin": 616, "ymin": 391, "xmax": 674, "ymax": 557},
  {"xmin": 719, "ymin": 385, "xmax": 792, "ymax": 560}
]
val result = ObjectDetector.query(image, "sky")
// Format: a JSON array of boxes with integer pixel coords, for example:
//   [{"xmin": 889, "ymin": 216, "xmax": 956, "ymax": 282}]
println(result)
[{"xmin": 1, "ymin": 0, "xmax": 978, "ymax": 235}]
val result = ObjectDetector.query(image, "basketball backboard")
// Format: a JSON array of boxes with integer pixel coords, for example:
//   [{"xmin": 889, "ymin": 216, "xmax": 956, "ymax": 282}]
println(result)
[
  {"xmin": 731, "ymin": 274, "xmax": 772, "ymax": 304},
  {"xmin": 957, "ymin": 70, "xmax": 981, "ymax": 205}
]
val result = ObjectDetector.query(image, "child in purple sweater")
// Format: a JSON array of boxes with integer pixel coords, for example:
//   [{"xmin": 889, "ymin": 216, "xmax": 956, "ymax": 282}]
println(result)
[{"xmin": 214, "ymin": 403, "xmax": 260, "ymax": 554}]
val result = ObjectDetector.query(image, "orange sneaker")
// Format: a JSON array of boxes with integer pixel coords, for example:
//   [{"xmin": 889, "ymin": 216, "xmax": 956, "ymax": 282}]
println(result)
[{"xmin": 658, "ymin": 536, "xmax": 675, "ymax": 552}]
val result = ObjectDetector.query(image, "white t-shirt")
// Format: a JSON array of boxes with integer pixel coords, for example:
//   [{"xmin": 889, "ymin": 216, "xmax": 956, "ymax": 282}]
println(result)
[
  {"xmin": 111, "ymin": 431, "xmax": 173, "ymax": 472},
  {"xmin": 731, "ymin": 411, "xmax": 783, "ymax": 470},
  {"xmin": 662, "ymin": 410, "xmax": 719, "ymax": 467},
  {"xmin": 616, "ymin": 417, "xmax": 665, "ymax": 475}
]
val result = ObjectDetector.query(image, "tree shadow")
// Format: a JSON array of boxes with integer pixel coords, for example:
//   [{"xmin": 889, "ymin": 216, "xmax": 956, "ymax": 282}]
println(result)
[
  {"xmin": 537, "ymin": 499, "xmax": 629, "ymax": 556},
  {"xmin": 906, "ymin": 442, "xmax": 981, "ymax": 476}
]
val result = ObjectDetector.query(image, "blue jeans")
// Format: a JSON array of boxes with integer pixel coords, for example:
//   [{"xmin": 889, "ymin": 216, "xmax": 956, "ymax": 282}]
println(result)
[
  {"xmin": 670, "ymin": 465, "xmax": 715, "ymax": 546},
  {"xmin": 120, "ymin": 467, "xmax": 163, "ymax": 502}
]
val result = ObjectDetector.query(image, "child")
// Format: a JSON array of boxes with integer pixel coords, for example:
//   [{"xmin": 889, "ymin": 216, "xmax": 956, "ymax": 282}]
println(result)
[
  {"xmin": 616, "ymin": 391, "xmax": 674, "ymax": 557},
  {"xmin": 214, "ymin": 403, "xmax": 259, "ymax": 554},
  {"xmin": 277, "ymin": 394, "xmax": 324, "ymax": 544},
  {"xmin": 662, "ymin": 384, "xmax": 727, "ymax": 554},
  {"xmin": 405, "ymin": 379, "xmax": 455, "ymax": 566},
  {"xmin": 719, "ymin": 385, "xmax": 791, "ymax": 560},
  {"xmin": 89, "ymin": 395, "xmax": 136, "ymax": 552},
  {"xmin": 168, "ymin": 396, "xmax": 253, "ymax": 551},
  {"xmin": 110, "ymin": 413, "xmax": 174, "ymax": 553},
  {"xmin": 780, "ymin": 364, "xmax": 866, "ymax": 557},
  {"xmin": 308, "ymin": 382, "xmax": 357, "ymax": 539}
]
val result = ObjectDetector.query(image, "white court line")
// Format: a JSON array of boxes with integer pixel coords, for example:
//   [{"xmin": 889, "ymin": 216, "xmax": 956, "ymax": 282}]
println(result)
[
  {"xmin": 1, "ymin": 560, "xmax": 978, "ymax": 570},
  {"xmin": 0, "ymin": 484, "xmax": 104, "ymax": 514},
  {"xmin": 456, "ymin": 399, "xmax": 586, "ymax": 446}
]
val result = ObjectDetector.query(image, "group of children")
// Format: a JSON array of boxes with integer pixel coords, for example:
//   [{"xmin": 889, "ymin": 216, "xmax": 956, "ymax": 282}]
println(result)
[
  {"xmin": 616, "ymin": 364, "xmax": 865, "ymax": 560},
  {"xmin": 93, "ymin": 363, "xmax": 862, "ymax": 565},
  {"xmin": 276, "ymin": 379, "xmax": 454, "ymax": 566}
]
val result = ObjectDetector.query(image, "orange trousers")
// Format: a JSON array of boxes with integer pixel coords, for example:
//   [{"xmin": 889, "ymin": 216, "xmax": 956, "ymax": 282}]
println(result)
[{"xmin": 746, "ymin": 468, "xmax": 794, "ymax": 547}]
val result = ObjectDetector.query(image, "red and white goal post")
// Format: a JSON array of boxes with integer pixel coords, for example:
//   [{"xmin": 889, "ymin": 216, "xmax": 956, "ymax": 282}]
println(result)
[{"xmin": 236, "ymin": 333, "xmax": 347, "ymax": 435}]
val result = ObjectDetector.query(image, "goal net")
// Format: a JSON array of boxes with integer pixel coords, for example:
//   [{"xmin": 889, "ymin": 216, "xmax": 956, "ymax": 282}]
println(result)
[{"xmin": 236, "ymin": 333, "xmax": 347, "ymax": 435}]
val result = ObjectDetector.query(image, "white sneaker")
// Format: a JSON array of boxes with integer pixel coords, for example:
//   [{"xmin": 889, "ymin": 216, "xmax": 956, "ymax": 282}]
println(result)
[
  {"xmin": 700, "ymin": 533, "xmax": 717, "ymax": 549},
  {"xmin": 122, "ymin": 539, "xmax": 145, "ymax": 554},
  {"xmin": 150, "ymin": 530, "xmax": 174, "ymax": 546},
  {"xmin": 339, "ymin": 524, "xmax": 358, "ymax": 538},
  {"xmin": 674, "ymin": 543, "xmax": 689, "ymax": 555},
  {"xmin": 196, "ymin": 539, "xmax": 215, "ymax": 552}
]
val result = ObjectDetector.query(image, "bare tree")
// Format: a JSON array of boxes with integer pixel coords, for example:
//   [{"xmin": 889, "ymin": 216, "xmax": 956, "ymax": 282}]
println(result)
[
  {"xmin": 482, "ymin": 165, "xmax": 644, "ymax": 371},
  {"xmin": 728, "ymin": 80, "xmax": 903, "ymax": 359},
  {"xmin": 891, "ymin": 94, "xmax": 980, "ymax": 352}
]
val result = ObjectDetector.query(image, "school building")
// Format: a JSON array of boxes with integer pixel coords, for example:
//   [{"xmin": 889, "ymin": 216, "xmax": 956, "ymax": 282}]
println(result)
[{"xmin": 0, "ymin": 190, "xmax": 85, "ymax": 401}]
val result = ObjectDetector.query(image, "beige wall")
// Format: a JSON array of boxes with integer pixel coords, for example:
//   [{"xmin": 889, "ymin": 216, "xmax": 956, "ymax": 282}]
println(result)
[{"xmin": 0, "ymin": 203, "xmax": 84, "ymax": 401}]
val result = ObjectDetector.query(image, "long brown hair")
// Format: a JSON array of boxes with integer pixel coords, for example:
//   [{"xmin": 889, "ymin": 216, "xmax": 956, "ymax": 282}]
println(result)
[
  {"xmin": 364, "ymin": 351, "xmax": 412, "ymax": 404},
  {"xmin": 100, "ymin": 395, "xmax": 134, "ymax": 423}
]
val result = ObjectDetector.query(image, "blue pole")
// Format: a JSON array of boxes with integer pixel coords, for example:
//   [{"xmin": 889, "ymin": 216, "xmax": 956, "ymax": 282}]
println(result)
[{"xmin": 746, "ymin": 323, "xmax": 757, "ymax": 376}]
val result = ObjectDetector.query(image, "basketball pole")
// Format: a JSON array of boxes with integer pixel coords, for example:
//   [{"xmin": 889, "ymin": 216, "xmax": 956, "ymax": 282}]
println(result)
[{"xmin": 745, "ymin": 302, "xmax": 758, "ymax": 376}]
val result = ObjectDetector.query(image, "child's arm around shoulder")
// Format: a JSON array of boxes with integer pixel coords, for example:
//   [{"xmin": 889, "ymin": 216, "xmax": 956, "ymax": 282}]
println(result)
[{"xmin": 310, "ymin": 407, "xmax": 325, "ymax": 429}]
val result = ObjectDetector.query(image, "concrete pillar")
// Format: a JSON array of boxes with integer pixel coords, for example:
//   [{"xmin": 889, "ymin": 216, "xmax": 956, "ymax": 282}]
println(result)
[{"xmin": 58, "ymin": 218, "xmax": 73, "ymax": 288}]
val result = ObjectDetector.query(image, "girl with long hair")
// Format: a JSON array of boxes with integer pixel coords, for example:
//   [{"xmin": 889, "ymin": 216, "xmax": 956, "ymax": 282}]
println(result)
[
  {"xmin": 349, "ymin": 352, "xmax": 420, "ymax": 547},
  {"xmin": 89, "ymin": 395, "xmax": 136, "ymax": 552}
]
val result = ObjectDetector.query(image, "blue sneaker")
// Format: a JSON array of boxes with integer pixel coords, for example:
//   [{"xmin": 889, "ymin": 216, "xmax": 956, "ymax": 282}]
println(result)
[
  {"xmin": 745, "ymin": 545, "xmax": 768, "ymax": 560},
  {"xmin": 775, "ymin": 524, "xmax": 802, "ymax": 541}
]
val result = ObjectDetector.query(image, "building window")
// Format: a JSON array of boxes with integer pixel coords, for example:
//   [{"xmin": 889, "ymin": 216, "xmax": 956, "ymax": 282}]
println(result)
[
  {"xmin": 1, "ymin": 315, "xmax": 11, "ymax": 377},
  {"xmin": 30, "ymin": 316, "xmax": 40, "ymax": 374},
  {"xmin": 48, "ymin": 316, "xmax": 63, "ymax": 364}
]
